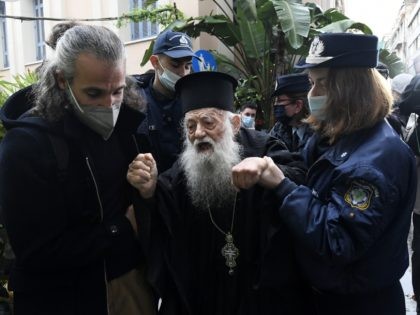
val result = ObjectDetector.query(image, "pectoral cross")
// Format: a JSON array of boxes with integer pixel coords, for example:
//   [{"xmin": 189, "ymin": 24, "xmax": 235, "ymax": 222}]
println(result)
[{"xmin": 221, "ymin": 232, "xmax": 239, "ymax": 276}]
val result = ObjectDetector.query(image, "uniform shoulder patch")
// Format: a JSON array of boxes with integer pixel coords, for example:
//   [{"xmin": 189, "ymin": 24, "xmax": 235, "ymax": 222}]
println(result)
[{"xmin": 344, "ymin": 180, "xmax": 376, "ymax": 211}]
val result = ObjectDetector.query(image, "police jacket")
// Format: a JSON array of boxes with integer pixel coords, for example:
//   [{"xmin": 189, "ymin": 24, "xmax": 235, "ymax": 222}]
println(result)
[
  {"xmin": 273, "ymin": 120, "xmax": 416, "ymax": 294},
  {"xmin": 133, "ymin": 73, "xmax": 183, "ymax": 173},
  {"xmin": 0, "ymin": 86, "xmax": 145, "ymax": 314}
]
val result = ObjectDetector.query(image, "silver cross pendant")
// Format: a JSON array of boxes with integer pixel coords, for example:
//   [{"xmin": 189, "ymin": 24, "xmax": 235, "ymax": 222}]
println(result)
[{"xmin": 221, "ymin": 232, "xmax": 239, "ymax": 275}]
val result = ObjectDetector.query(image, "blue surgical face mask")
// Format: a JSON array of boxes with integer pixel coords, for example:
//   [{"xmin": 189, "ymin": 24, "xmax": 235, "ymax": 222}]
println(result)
[
  {"xmin": 273, "ymin": 106, "xmax": 292, "ymax": 125},
  {"xmin": 308, "ymin": 95, "xmax": 327, "ymax": 121},
  {"xmin": 241, "ymin": 115, "xmax": 255, "ymax": 129},
  {"xmin": 157, "ymin": 59, "xmax": 181, "ymax": 92}
]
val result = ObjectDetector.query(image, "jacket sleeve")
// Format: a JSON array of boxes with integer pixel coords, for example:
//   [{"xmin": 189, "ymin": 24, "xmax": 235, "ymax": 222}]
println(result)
[
  {"xmin": 265, "ymin": 136, "xmax": 307, "ymax": 185},
  {"xmin": 273, "ymin": 161, "xmax": 413, "ymax": 265},
  {"xmin": 0, "ymin": 128, "xmax": 135, "ymax": 272}
]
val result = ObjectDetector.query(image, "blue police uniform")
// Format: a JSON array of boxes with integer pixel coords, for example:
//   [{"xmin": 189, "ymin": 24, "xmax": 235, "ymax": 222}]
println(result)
[
  {"xmin": 274, "ymin": 120, "xmax": 416, "ymax": 314},
  {"xmin": 131, "ymin": 29, "xmax": 197, "ymax": 173},
  {"xmin": 133, "ymin": 73, "xmax": 183, "ymax": 173}
]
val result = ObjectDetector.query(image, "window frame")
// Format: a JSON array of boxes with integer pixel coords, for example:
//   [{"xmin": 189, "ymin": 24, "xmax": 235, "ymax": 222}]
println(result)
[
  {"xmin": 129, "ymin": 0, "xmax": 159, "ymax": 41},
  {"xmin": 34, "ymin": 0, "xmax": 46, "ymax": 61}
]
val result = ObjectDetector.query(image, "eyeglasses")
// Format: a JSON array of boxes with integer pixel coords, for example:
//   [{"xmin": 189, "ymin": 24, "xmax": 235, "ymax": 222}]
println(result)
[{"xmin": 274, "ymin": 99, "xmax": 296, "ymax": 107}]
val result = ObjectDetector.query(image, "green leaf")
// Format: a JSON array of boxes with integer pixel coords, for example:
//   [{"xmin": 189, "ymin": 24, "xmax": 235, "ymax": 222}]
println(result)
[
  {"xmin": 318, "ymin": 19, "xmax": 372, "ymax": 34},
  {"xmin": 237, "ymin": 8, "xmax": 268, "ymax": 58},
  {"xmin": 379, "ymin": 49, "xmax": 405, "ymax": 78},
  {"xmin": 237, "ymin": 0, "xmax": 258, "ymax": 21},
  {"xmin": 144, "ymin": 0, "xmax": 158, "ymax": 7},
  {"xmin": 272, "ymin": 0, "xmax": 310, "ymax": 49},
  {"xmin": 175, "ymin": 15, "xmax": 241, "ymax": 47},
  {"xmin": 140, "ymin": 41, "xmax": 155, "ymax": 67}
]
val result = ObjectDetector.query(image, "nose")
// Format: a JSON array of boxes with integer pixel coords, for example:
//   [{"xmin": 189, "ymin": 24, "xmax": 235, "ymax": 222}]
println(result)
[
  {"xmin": 176, "ymin": 67, "xmax": 190, "ymax": 77},
  {"xmin": 309, "ymin": 85, "xmax": 321, "ymax": 97},
  {"xmin": 193, "ymin": 123, "xmax": 206, "ymax": 139},
  {"xmin": 100, "ymin": 94, "xmax": 120, "ymax": 108}
]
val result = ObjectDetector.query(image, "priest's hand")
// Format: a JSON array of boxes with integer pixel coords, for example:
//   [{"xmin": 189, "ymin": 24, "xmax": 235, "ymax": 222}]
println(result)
[
  {"xmin": 127, "ymin": 153, "xmax": 158, "ymax": 199},
  {"xmin": 231, "ymin": 156, "xmax": 284, "ymax": 190}
]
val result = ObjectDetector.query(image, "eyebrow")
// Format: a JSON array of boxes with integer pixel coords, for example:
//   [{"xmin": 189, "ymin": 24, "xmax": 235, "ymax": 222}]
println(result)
[{"xmin": 82, "ymin": 84, "xmax": 126, "ymax": 92}]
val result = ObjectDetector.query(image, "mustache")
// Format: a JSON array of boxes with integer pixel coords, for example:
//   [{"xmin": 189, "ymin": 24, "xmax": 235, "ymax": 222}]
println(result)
[{"xmin": 192, "ymin": 137, "xmax": 215, "ymax": 150}]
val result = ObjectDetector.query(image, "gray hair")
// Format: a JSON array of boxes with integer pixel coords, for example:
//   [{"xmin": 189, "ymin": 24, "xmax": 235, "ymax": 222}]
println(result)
[{"xmin": 33, "ymin": 25, "xmax": 125, "ymax": 121}]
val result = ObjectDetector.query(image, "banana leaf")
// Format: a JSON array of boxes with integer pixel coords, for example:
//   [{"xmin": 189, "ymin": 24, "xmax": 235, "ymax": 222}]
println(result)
[
  {"xmin": 237, "ymin": 8, "xmax": 268, "ymax": 59},
  {"xmin": 272, "ymin": 0, "xmax": 310, "ymax": 49}
]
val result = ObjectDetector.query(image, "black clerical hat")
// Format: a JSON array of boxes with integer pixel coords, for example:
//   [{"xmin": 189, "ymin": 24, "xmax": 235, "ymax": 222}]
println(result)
[
  {"xmin": 175, "ymin": 71, "xmax": 238, "ymax": 114},
  {"xmin": 296, "ymin": 33, "xmax": 378, "ymax": 69}
]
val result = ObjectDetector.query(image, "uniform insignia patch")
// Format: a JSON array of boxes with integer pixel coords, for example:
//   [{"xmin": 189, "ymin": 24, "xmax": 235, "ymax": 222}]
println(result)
[
  {"xmin": 309, "ymin": 36, "xmax": 325, "ymax": 57},
  {"xmin": 344, "ymin": 180, "xmax": 375, "ymax": 211}
]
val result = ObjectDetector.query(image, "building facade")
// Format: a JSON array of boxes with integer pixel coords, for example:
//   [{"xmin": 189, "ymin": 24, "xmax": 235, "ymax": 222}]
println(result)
[
  {"xmin": 385, "ymin": 0, "xmax": 419, "ymax": 73},
  {"xmin": 0, "ymin": 0, "xmax": 231, "ymax": 80}
]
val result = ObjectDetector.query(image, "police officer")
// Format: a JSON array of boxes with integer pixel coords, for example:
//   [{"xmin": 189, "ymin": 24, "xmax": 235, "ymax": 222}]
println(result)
[
  {"xmin": 269, "ymin": 73, "xmax": 312, "ymax": 152},
  {"xmin": 232, "ymin": 33, "xmax": 417, "ymax": 315},
  {"xmin": 133, "ymin": 29, "xmax": 198, "ymax": 173}
]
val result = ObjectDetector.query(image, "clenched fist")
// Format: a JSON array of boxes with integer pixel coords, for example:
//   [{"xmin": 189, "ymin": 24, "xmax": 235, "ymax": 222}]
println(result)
[
  {"xmin": 231, "ymin": 156, "xmax": 284, "ymax": 190},
  {"xmin": 127, "ymin": 153, "xmax": 158, "ymax": 199}
]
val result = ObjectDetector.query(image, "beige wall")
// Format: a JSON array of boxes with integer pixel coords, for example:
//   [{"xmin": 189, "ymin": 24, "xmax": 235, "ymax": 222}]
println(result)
[{"xmin": 1, "ymin": 0, "xmax": 233, "ymax": 80}]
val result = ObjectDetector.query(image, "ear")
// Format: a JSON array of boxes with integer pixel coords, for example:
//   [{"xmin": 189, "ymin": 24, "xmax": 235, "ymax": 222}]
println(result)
[
  {"xmin": 230, "ymin": 114, "xmax": 241, "ymax": 134},
  {"xmin": 149, "ymin": 55, "xmax": 159, "ymax": 70},
  {"xmin": 56, "ymin": 70, "xmax": 66, "ymax": 90},
  {"xmin": 294, "ymin": 99, "xmax": 304, "ymax": 114}
]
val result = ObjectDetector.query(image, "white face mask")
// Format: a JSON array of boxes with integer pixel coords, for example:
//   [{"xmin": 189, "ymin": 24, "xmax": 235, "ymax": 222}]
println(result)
[
  {"xmin": 308, "ymin": 95, "xmax": 327, "ymax": 121},
  {"xmin": 66, "ymin": 81, "xmax": 120, "ymax": 140},
  {"xmin": 157, "ymin": 59, "xmax": 181, "ymax": 92}
]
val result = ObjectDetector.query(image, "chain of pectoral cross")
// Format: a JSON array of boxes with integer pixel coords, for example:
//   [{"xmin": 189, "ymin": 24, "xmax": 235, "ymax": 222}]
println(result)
[{"xmin": 207, "ymin": 193, "xmax": 240, "ymax": 275}]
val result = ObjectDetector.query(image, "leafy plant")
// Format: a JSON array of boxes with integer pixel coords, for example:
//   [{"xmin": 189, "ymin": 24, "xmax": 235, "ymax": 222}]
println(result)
[
  {"xmin": 379, "ymin": 49, "xmax": 405, "ymax": 78},
  {"xmin": 119, "ymin": 0, "xmax": 404, "ymax": 128}
]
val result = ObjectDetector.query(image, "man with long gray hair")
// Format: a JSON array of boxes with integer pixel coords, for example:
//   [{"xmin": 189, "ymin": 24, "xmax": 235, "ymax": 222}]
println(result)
[
  {"xmin": 0, "ymin": 25, "xmax": 155, "ymax": 315},
  {"xmin": 127, "ymin": 71, "xmax": 314, "ymax": 314}
]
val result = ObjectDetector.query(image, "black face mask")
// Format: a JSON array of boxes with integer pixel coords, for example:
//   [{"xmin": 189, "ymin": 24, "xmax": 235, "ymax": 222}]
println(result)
[{"xmin": 273, "ymin": 106, "xmax": 293, "ymax": 125}]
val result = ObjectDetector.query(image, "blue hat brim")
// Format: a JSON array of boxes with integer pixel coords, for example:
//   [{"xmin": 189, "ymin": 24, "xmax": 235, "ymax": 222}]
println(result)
[{"xmin": 163, "ymin": 50, "xmax": 198, "ymax": 59}]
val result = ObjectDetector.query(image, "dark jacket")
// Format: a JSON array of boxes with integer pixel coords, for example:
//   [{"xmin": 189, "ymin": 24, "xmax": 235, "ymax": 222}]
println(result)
[
  {"xmin": 133, "ymin": 129, "xmax": 313, "ymax": 315},
  {"xmin": 132, "ymin": 73, "xmax": 183, "ymax": 173},
  {"xmin": 398, "ymin": 74, "xmax": 420, "ymax": 116},
  {"xmin": 274, "ymin": 120, "xmax": 416, "ymax": 314},
  {"xmin": 397, "ymin": 75, "xmax": 420, "ymax": 155},
  {"xmin": 269, "ymin": 121, "xmax": 313, "ymax": 153},
  {"xmin": 0, "ymin": 87, "xmax": 145, "ymax": 314}
]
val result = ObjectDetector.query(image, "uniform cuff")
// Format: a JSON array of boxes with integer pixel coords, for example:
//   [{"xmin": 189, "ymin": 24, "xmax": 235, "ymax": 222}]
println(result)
[{"xmin": 273, "ymin": 177, "xmax": 298, "ymax": 203}]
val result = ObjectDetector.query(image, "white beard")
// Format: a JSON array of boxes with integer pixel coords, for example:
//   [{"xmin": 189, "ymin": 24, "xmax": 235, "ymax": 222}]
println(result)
[{"xmin": 180, "ymin": 118, "xmax": 242, "ymax": 210}]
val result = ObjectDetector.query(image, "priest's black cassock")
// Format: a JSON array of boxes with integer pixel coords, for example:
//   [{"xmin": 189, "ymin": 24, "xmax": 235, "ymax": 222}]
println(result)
[{"xmin": 133, "ymin": 128, "xmax": 315, "ymax": 315}]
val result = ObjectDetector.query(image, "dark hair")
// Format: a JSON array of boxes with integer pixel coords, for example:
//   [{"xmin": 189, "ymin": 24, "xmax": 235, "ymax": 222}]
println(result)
[
  {"xmin": 45, "ymin": 22, "xmax": 80, "ymax": 50},
  {"xmin": 240, "ymin": 102, "xmax": 257, "ymax": 112},
  {"xmin": 284, "ymin": 91, "xmax": 310, "ymax": 119},
  {"xmin": 124, "ymin": 76, "xmax": 147, "ymax": 112}
]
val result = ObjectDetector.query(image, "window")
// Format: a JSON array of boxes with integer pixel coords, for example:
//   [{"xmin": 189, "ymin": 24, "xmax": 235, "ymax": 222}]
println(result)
[
  {"xmin": 130, "ymin": 0, "xmax": 158, "ymax": 40},
  {"xmin": 0, "ymin": 1, "xmax": 8, "ymax": 68},
  {"xmin": 34, "ymin": 0, "xmax": 45, "ymax": 60}
]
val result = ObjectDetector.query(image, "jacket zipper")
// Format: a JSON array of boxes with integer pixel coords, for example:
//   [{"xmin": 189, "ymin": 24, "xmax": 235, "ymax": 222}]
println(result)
[{"xmin": 85, "ymin": 156, "xmax": 110, "ymax": 315}]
